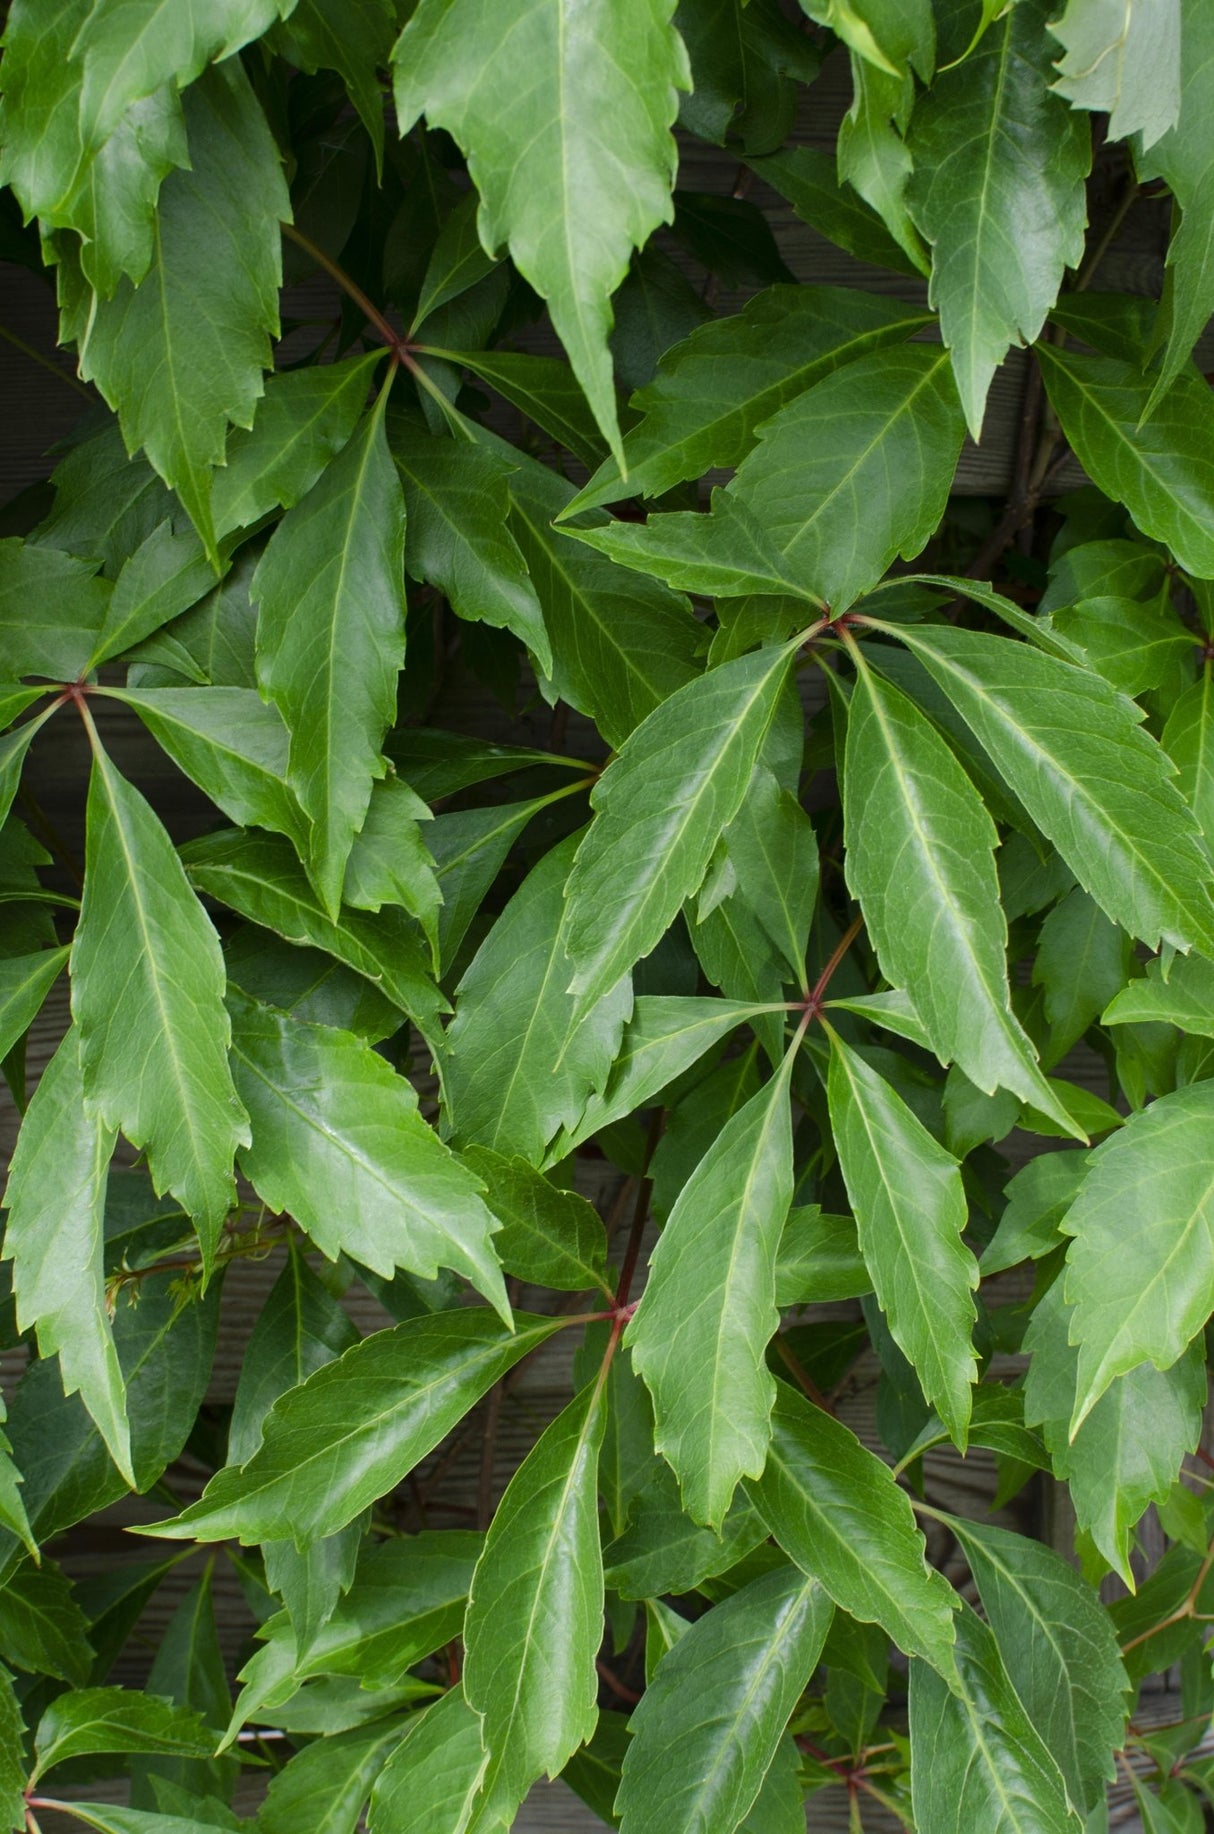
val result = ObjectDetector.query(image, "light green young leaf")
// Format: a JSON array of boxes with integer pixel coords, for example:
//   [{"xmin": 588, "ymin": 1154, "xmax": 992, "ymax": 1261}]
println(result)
[
  {"xmin": 106, "ymin": 687, "xmax": 305, "ymax": 846},
  {"xmin": 837, "ymin": 58, "xmax": 927, "ymax": 274},
  {"xmin": 1163, "ymin": 669, "xmax": 1214, "ymax": 857},
  {"xmin": 368, "ymin": 1688, "xmax": 488, "ymax": 1834},
  {"xmin": 908, "ymin": 1606, "xmax": 1084, "ymax": 1834},
  {"xmin": 1103, "ymin": 950, "xmax": 1214, "ymax": 1036},
  {"xmin": 1037, "ymin": 346, "xmax": 1214, "ymax": 578},
  {"xmin": 392, "ymin": 426, "xmax": 550, "ymax": 672},
  {"xmin": 0, "ymin": 946, "xmax": 69, "ymax": 1062},
  {"xmin": 1062, "ymin": 1078, "xmax": 1214, "ymax": 1429},
  {"xmin": 506, "ymin": 457, "xmax": 702, "ymax": 750},
  {"xmin": 1134, "ymin": 2, "xmax": 1214, "ymax": 409},
  {"xmin": 628, "ymin": 1051, "xmax": 795, "ymax": 1527},
  {"xmin": 907, "ymin": 0, "xmax": 1091, "ymax": 437},
  {"xmin": 566, "ymin": 285, "xmax": 931, "ymax": 514},
  {"xmin": 844, "ymin": 655, "xmax": 1072, "ymax": 1125},
  {"xmin": 183, "ymin": 829, "xmax": 445, "ymax": 1028},
  {"xmin": 464, "ymin": 1379, "xmax": 607, "ymax": 1809},
  {"xmin": 212, "ymin": 351, "xmax": 382, "ymax": 537},
  {"xmin": 826, "ymin": 1031, "xmax": 978, "ymax": 1448},
  {"xmin": 32, "ymin": 1688, "xmax": 216, "ymax": 1783},
  {"xmin": 2, "ymin": 1028, "xmax": 130, "ymax": 1484},
  {"xmin": 617, "ymin": 1565, "xmax": 833, "ymax": 1834},
  {"xmin": 1049, "ymin": 0, "xmax": 1180, "ymax": 146},
  {"xmin": 69, "ymin": 0, "xmax": 292, "ymax": 148},
  {"xmin": 889, "ymin": 622, "xmax": 1214, "ymax": 956},
  {"xmin": 392, "ymin": 0, "xmax": 689, "ymax": 461},
  {"xmin": 228, "ymin": 992, "xmax": 509, "ymax": 1316},
  {"xmin": 561, "ymin": 641, "xmax": 798, "ymax": 1017},
  {"xmin": 746, "ymin": 1385, "xmax": 958, "ymax": 1674},
  {"xmin": 0, "ymin": 540, "xmax": 111, "ymax": 682},
  {"xmin": 76, "ymin": 63, "xmax": 289, "ymax": 563},
  {"xmin": 460, "ymin": 1147, "xmax": 609, "ymax": 1295},
  {"xmin": 228, "ymin": 1248, "xmax": 358, "ymax": 1466},
  {"xmin": 143, "ymin": 1311, "xmax": 564, "ymax": 1546},
  {"xmin": 255, "ymin": 385, "xmax": 406, "ymax": 917},
  {"xmin": 951, "ymin": 1517, "xmax": 1129, "ymax": 1813},
  {"xmin": 443, "ymin": 832, "xmax": 631, "ymax": 1167},
  {"xmin": 72, "ymin": 744, "xmax": 249, "ymax": 1262},
  {"xmin": 259, "ymin": 1719, "xmax": 401, "ymax": 1834}
]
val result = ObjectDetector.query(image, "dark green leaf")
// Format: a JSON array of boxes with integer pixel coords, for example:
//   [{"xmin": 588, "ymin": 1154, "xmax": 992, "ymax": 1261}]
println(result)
[
  {"xmin": 0, "ymin": 1556, "xmax": 92, "ymax": 1684},
  {"xmin": 227, "ymin": 1249, "xmax": 359, "ymax": 1466},
  {"xmin": 32, "ymin": 1688, "xmax": 216, "ymax": 1783}
]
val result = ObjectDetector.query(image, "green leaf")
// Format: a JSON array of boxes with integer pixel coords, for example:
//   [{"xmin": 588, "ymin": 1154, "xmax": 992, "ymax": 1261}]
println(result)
[
  {"xmin": 32, "ymin": 1808, "xmax": 234, "ymax": 1834},
  {"xmin": 463, "ymin": 1379, "xmax": 607, "ymax": 1811},
  {"xmin": 340, "ymin": 775, "xmax": 441, "ymax": 959},
  {"xmin": 0, "ymin": 1556, "xmax": 92, "ymax": 1684},
  {"xmin": 844, "ymin": 654, "xmax": 1071, "ymax": 1124},
  {"xmin": 259, "ymin": 1719, "xmax": 401, "ymax": 1834},
  {"xmin": 1033, "ymin": 887, "xmax": 1133, "ymax": 1062},
  {"xmin": 392, "ymin": 425, "xmax": 550, "ymax": 672},
  {"xmin": 228, "ymin": 991, "xmax": 509, "ymax": 1315},
  {"xmin": 89, "ymin": 521, "xmax": 221, "ymax": 669},
  {"xmin": 438, "ymin": 350, "xmax": 606, "ymax": 470},
  {"xmin": 746, "ymin": 1384, "xmax": 957, "ymax": 1674},
  {"xmin": 1133, "ymin": 2, "xmax": 1214, "ymax": 409},
  {"xmin": 1163, "ymin": 670, "xmax": 1214, "ymax": 858},
  {"xmin": 616, "ymin": 1565, "xmax": 832, "ymax": 1834},
  {"xmin": 1049, "ymin": 0, "xmax": 1181, "ymax": 146},
  {"xmin": 143, "ymin": 1310, "xmax": 564, "ymax": 1546},
  {"xmin": 774, "ymin": 1206, "xmax": 869, "ymax": 1306},
  {"xmin": 107, "ymin": 686, "xmax": 305, "ymax": 846},
  {"xmin": 76, "ymin": 63, "xmax": 289, "ymax": 562},
  {"xmin": 69, "ymin": 0, "xmax": 291, "ymax": 148},
  {"xmin": 950, "ymin": 1517, "xmax": 1128, "ymax": 1813},
  {"xmin": 983, "ymin": 1153, "xmax": 1087, "ymax": 1275},
  {"xmin": 1060, "ymin": 1078, "xmax": 1214, "ymax": 1429},
  {"xmin": 506, "ymin": 457, "xmax": 702, "ymax": 749},
  {"xmin": 1023, "ymin": 1277, "xmax": 1207, "ymax": 1587},
  {"xmin": 603, "ymin": 1486, "xmax": 767, "ymax": 1600},
  {"xmin": 130, "ymin": 1569, "xmax": 235, "ymax": 1808},
  {"xmin": 0, "ymin": 539, "xmax": 110, "ymax": 681},
  {"xmin": 1051, "ymin": 595, "xmax": 1193, "ymax": 702},
  {"xmin": 32, "ymin": 1688, "xmax": 216, "ymax": 1783},
  {"xmin": 392, "ymin": 0, "xmax": 689, "ymax": 461},
  {"xmin": 1103, "ymin": 950, "xmax": 1214, "ymax": 1036},
  {"xmin": 837, "ymin": 58, "xmax": 926, "ymax": 274},
  {"xmin": 1036, "ymin": 346, "xmax": 1214, "ymax": 578},
  {"xmin": 0, "ymin": 1403, "xmax": 35, "ymax": 1565},
  {"xmin": 183, "ymin": 829, "xmax": 444, "ymax": 1028},
  {"xmin": 227, "ymin": 1248, "xmax": 358, "ymax": 1466},
  {"xmin": 908, "ymin": 1605, "xmax": 1083, "ymax": 1834},
  {"xmin": 716, "ymin": 767, "xmax": 818, "ymax": 987},
  {"xmin": 566, "ymin": 284, "xmax": 931, "ymax": 514},
  {"xmin": 0, "ymin": 945, "xmax": 69, "ymax": 1062},
  {"xmin": 888, "ymin": 622, "xmax": 1214, "ymax": 956},
  {"xmin": 212, "ymin": 351, "xmax": 383, "ymax": 537},
  {"xmin": 826, "ymin": 1030, "xmax": 978, "ymax": 1447},
  {"xmin": 412, "ymin": 192, "xmax": 500, "ymax": 329},
  {"xmin": 906, "ymin": 0, "xmax": 1091, "ymax": 437},
  {"xmin": 2, "ymin": 1027, "xmax": 131, "ymax": 1482},
  {"xmin": 367, "ymin": 1688, "xmax": 488, "ymax": 1834},
  {"xmin": 561, "ymin": 641, "xmax": 798, "ymax": 1017},
  {"xmin": 565, "ymin": 490, "xmax": 820, "ymax": 604},
  {"xmin": 443, "ymin": 831, "xmax": 631, "ymax": 1166},
  {"xmin": 628, "ymin": 1049, "xmax": 795, "ymax": 1527},
  {"xmin": 72, "ymin": 742, "xmax": 249, "ymax": 1260},
  {"xmin": 745, "ymin": 145, "xmax": 922, "ymax": 275},
  {"xmin": 274, "ymin": 0, "xmax": 395, "ymax": 170},
  {"xmin": 0, "ymin": 1664, "xmax": 24, "ymax": 1834},
  {"xmin": 255, "ymin": 385, "xmax": 406, "ymax": 916},
  {"xmin": 460, "ymin": 1147, "xmax": 608, "ymax": 1295}
]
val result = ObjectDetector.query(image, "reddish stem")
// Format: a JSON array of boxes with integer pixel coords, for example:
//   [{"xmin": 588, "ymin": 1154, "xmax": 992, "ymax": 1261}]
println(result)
[{"xmin": 803, "ymin": 912, "xmax": 865, "ymax": 1021}]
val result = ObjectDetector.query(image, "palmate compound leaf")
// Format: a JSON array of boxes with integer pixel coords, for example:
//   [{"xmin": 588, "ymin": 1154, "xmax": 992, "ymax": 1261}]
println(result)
[
  {"xmin": 627, "ymin": 1047, "xmax": 795, "ymax": 1528},
  {"xmin": 564, "ymin": 283, "xmax": 932, "ymax": 514},
  {"xmin": 392, "ymin": 0, "xmax": 690, "ymax": 462},
  {"xmin": 227, "ymin": 991, "xmax": 509, "ymax": 1317},
  {"xmin": 571, "ymin": 343, "xmax": 965, "ymax": 614},
  {"xmin": 1023, "ymin": 1282, "xmax": 1207, "ymax": 1588},
  {"xmin": 745, "ymin": 1384, "xmax": 958, "ymax": 1677},
  {"xmin": 462, "ymin": 1377, "xmax": 607, "ymax": 1823},
  {"xmin": 906, "ymin": 0, "xmax": 1091, "ymax": 439},
  {"xmin": 74, "ymin": 61, "xmax": 289, "ymax": 564},
  {"xmin": 560, "ymin": 639, "xmax": 800, "ymax": 1019},
  {"xmin": 844, "ymin": 651, "xmax": 1076, "ymax": 1129},
  {"xmin": 254, "ymin": 381, "xmax": 407, "ymax": 917},
  {"xmin": 616, "ymin": 1564, "xmax": 833, "ymax": 1834},
  {"xmin": 71, "ymin": 739, "xmax": 249, "ymax": 1266},
  {"xmin": 908, "ymin": 1605, "xmax": 1084, "ymax": 1834},
  {"xmin": 1049, "ymin": 0, "xmax": 1181, "ymax": 148},
  {"xmin": 825, "ymin": 1030, "xmax": 978, "ymax": 1449},
  {"xmin": 1061, "ymin": 1078, "xmax": 1214, "ymax": 1431},
  {"xmin": 1, "ymin": 1028, "xmax": 131, "ymax": 1484},
  {"xmin": 442, "ymin": 831, "xmax": 632, "ymax": 1167},
  {"xmin": 141, "ymin": 1310, "xmax": 565, "ymax": 1548},
  {"xmin": 1037, "ymin": 345, "xmax": 1214, "ymax": 576},
  {"xmin": 950, "ymin": 1517, "xmax": 1129, "ymax": 1813},
  {"xmin": 883, "ymin": 621, "xmax": 1214, "ymax": 957}
]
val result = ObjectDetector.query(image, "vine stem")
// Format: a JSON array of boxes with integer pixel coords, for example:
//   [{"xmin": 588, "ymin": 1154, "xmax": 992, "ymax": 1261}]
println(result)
[
  {"xmin": 281, "ymin": 223, "xmax": 408, "ymax": 359},
  {"xmin": 1120, "ymin": 1537, "xmax": 1214, "ymax": 1655},
  {"xmin": 0, "ymin": 321, "xmax": 94, "ymax": 400}
]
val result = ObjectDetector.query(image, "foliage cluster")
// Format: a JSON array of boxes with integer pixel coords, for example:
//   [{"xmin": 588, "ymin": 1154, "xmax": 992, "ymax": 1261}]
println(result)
[{"xmin": 0, "ymin": 0, "xmax": 1213, "ymax": 1829}]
